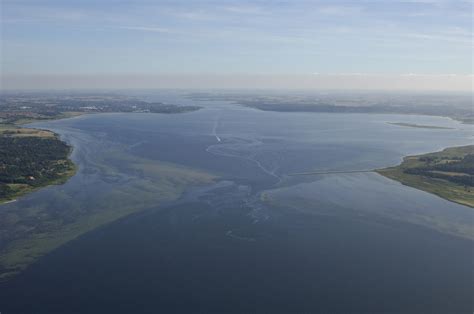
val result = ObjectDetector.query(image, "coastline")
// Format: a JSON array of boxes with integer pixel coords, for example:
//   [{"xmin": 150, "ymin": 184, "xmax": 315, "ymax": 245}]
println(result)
[
  {"xmin": 0, "ymin": 110, "xmax": 472, "ymax": 281},
  {"xmin": 0, "ymin": 124, "xmax": 78, "ymax": 206},
  {"xmin": 376, "ymin": 145, "xmax": 474, "ymax": 208},
  {"xmin": 237, "ymin": 102, "xmax": 473, "ymax": 125},
  {"xmin": 1, "ymin": 109, "xmax": 470, "ymax": 207},
  {"xmin": 0, "ymin": 104, "xmax": 200, "ymax": 205},
  {"xmin": 1, "ymin": 109, "xmax": 471, "ymax": 207}
]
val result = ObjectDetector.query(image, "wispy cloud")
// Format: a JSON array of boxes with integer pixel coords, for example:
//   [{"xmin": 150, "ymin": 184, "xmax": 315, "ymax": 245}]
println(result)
[
  {"xmin": 117, "ymin": 26, "xmax": 176, "ymax": 34},
  {"xmin": 169, "ymin": 4, "xmax": 268, "ymax": 22},
  {"xmin": 221, "ymin": 4, "xmax": 266, "ymax": 15},
  {"xmin": 316, "ymin": 5, "xmax": 364, "ymax": 16},
  {"xmin": 2, "ymin": 0, "xmax": 472, "ymax": 86},
  {"xmin": 401, "ymin": 32, "xmax": 472, "ymax": 43},
  {"xmin": 2, "ymin": 6, "xmax": 89, "ymax": 23}
]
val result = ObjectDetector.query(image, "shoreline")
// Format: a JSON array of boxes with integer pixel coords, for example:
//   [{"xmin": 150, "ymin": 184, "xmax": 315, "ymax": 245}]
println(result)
[
  {"xmin": 0, "ymin": 109, "xmax": 472, "ymax": 280},
  {"xmin": 237, "ymin": 103, "xmax": 473, "ymax": 125},
  {"xmin": 0, "ymin": 124, "xmax": 78, "ymax": 206},
  {"xmin": 1, "ymin": 110, "xmax": 470, "ymax": 206},
  {"xmin": 0, "ymin": 106, "xmax": 204, "ymax": 205},
  {"xmin": 376, "ymin": 145, "xmax": 474, "ymax": 208}
]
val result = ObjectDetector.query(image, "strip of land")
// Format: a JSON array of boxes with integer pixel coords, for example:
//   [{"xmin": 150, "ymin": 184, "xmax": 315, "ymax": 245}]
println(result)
[
  {"xmin": 186, "ymin": 91, "xmax": 474, "ymax": 124},
  {"xmin": 376, "ymin": 145, "xmax": 474, "ymax": 208}
]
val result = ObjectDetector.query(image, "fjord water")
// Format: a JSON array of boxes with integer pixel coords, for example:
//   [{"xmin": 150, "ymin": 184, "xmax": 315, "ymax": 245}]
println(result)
[{"xmin": 1, "ymin": 100, "xmax": 473, "ymax": 313}]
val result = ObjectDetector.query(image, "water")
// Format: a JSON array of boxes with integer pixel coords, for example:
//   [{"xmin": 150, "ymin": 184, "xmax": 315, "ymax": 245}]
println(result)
[{"xmin": 1, "ymin": 96, "xmax": 473, "ymax": 313}]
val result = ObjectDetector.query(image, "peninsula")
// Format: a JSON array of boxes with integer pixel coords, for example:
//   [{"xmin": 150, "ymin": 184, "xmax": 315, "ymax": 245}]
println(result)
[
  {"xmin": 0, "ymin": 126, "xmax": 76, "ymax": 205},
  {"xmin": 376, "ymin": 146, "xmax": 474, "ymax": 208},
  {"xmin": 0, "ymin": 93, "xmax": 201, "ymax": 204}
]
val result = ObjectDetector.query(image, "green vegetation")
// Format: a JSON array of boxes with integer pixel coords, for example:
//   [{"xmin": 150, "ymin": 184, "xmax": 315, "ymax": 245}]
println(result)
[
  {"xmin": 388, "ymin": 122, "xmax": 454, "ymax": 129},
  {"xmin": 0, "ymin": 128, "xmax": 76, "ymax": 204},
  {"xmin": 0, "ymin": 124, "xmax": 56, "ymax": 137},
  {"xmin": 6, "ymin": 112, "xmax": 85, "ymax": 126},
  {"xmin": 376, "ymin": 146, "xmax": 474, "ymax": 208}
]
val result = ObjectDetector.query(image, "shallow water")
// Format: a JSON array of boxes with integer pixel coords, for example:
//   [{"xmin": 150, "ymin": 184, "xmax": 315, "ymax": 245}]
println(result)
[{"xmin": 1, "ymin": 95, "xmax": 473, "ymax": 313}]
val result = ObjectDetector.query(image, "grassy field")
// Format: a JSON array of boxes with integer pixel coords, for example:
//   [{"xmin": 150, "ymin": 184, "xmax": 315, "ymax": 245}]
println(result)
[
  {"xmin": 376, "ymin": 146, "xmax": 474, "ymax": 208},
  {"xmin": 8, "ymin": 112, "xmax": 85, "ymax": 126},
  {"xmin": 0, "ymin": 124, "xmax": 56, "ymax": 138}
]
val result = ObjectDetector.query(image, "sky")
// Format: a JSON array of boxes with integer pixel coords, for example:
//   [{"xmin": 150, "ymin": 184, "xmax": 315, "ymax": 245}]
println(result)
[{"xmin": 1, "ymin": 0, "xmax": 473, "ymax": 90}]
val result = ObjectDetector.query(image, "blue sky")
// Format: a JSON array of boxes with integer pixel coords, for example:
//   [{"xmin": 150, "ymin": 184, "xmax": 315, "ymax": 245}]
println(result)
[{"xmin": 1, "ymin": 0, "xmax": 472, "ymax": 90}]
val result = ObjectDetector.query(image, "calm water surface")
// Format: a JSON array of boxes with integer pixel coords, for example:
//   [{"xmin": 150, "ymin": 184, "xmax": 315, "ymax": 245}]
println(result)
[{"xmin": 1, "ymin": 97, "xmax": 473, "ymax": 313}]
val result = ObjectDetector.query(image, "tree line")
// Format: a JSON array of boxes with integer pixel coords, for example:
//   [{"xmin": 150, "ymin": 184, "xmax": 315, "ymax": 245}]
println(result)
[{"xmin": 0, "ymin": 137, "xmax": 74, "ymax": 199}]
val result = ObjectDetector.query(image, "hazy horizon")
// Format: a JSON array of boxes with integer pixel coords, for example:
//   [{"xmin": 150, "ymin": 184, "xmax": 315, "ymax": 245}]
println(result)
[
  {"xmin": 2, "ymin": 73, "xmax": 473, "ymax": 92},
  {"xmin": 1, "ymin": 0, "xmax": 473, "ymax": 91}
]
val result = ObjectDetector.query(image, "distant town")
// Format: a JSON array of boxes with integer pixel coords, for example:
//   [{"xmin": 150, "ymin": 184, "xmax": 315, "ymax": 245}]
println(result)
[{"xmin": 0, "ymin": 92, "xmax": 201, "ymax": 124}]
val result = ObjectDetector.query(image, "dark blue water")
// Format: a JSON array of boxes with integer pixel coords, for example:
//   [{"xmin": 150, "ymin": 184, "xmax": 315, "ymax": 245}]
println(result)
[{"xmin": 1, "ymin": 98, "xmax": 473, "ymax": 313}]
